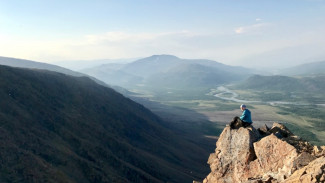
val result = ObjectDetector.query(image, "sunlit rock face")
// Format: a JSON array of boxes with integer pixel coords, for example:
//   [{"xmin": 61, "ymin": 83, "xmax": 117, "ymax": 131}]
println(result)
[{"xmin": 201, "ymin": 123, "xmax": 325, "ymax": 183}]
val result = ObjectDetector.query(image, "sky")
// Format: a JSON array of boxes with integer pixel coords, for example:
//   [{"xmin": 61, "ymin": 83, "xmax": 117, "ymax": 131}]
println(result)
[{"xmin": 1, "ymin": 0, "xmax": 325, "ymax": 69}]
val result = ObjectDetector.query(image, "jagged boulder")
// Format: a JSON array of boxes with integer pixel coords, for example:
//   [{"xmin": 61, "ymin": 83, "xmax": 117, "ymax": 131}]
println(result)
[
  {"xmin": 283, "ymin": 157, "xmax": 325, "ymax": 183},
  {"xmin": 313, "ymin": 146, "xmax": 325, "ymax": 157},
  {"xmin": 249, "ymin": 134, "xmax": 299, "ymax": 181},
  {"xmin": 269, "ymin": 123, "xmax": 293, "ymax": 138},
  {"xmin": 203, "ymin": 126, "xmax": 260, "ymax": 183},
  {"xmin": 201, "ymin": 123, "xmax": 324, "ymax": 183},
  {"xmin": 257, "ymin": 124, "xmax": 271, "ymax": 136}
]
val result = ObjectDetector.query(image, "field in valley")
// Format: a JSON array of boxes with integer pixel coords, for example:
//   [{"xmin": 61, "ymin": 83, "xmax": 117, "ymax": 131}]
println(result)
[{"xmin": 129, "ymin": 85, "xmax": 325, "ymax": 146}]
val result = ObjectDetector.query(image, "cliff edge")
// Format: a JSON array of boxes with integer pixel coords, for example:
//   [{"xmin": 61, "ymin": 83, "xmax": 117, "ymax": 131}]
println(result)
[{"xmin": 198, "ymin": 123, "xmax": 325, "ymax": 183}]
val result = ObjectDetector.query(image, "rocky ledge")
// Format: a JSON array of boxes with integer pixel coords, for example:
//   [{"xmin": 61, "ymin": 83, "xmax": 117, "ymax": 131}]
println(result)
[{"xmin": 197, "ymin": 123, "xmax": 325, "ymax": 183}]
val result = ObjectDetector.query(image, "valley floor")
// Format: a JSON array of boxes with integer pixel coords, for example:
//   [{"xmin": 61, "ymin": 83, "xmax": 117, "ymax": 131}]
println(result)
[{"xmin": 128, "ymin": 85, "xmax": 325, "ymax": 146}]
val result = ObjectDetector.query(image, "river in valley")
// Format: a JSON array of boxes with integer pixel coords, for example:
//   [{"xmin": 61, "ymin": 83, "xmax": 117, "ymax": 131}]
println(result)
[{"xmin": 211, "ymin": 86, "xmax": 305, "ymax": 106}]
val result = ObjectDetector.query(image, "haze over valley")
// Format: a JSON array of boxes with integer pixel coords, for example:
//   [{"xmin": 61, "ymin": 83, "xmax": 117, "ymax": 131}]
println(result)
[
  {"xmin": 76, "ymin": 54, "xmax": 325, "ymax": 145},
  {"xmin": 1, "ymin": 0, "xmax": 325, "ymax": 182}
]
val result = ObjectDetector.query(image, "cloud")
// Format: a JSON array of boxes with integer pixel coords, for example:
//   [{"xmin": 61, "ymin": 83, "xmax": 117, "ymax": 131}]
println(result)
[
  {"xmin": 0, "ymin": 30, "xmax": 197, "ymax": 61},
  {"xmin": 68, "ymin": 31, "xmax": 200, "ymax": 60},
  {"xmin": 1, "ymin": 26, "xmax": 325, "ymax": 69},
  {"xmin": 84, "ymin": 31, "xmax": 194, "ymax": 44},
  {"xmin": 235, "ymin": 27, "xmax": 244, "ymax": 34},
  {"xmin": 235, "ymin": 23, "xmax": 271, "ymax": 34},
  {"xmin": 234, "ymin": 28, "xmax": 325, "ymax": 68},
  {"xmin": 85, "ymin": 32, "xmax": 156, "ymax": 44}
]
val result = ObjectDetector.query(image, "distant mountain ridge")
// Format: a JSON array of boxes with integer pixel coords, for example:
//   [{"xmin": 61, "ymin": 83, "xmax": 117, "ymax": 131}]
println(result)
[
  {"xmin": 237, "ymin": 74, "xmax": 325, "ymax": 93},
  {"xmin": 122, "ymin": 55, "xmax": 182, "ymax": 78},
  {"xmin": 147, "ymin": 63, "xmax": 239, "ymax": 88},
  {"xmin": 279, "ymin": 60, "xmax": 325, "ymax": 76},
  {"xmin": 81, "ymin": 54, "xmax": 254, "ymax": 89}
]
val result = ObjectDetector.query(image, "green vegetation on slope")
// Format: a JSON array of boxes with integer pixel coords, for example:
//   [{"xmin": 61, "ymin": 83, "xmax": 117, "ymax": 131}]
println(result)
[
  {"xmin": 279, "ymin": 60, "xmax": 325, "ymax": 76},
  {"xmin": 233, "ymin": 75, "xmax": 325, "ymax": 103},
  {"xmin": 237, "ymin": 75, "xmax": 302, "ymax": 92},
  {"xmin": 229, "ymin": 75, "xmax": 325, "ymax": 145},
  {"xmin": 238, "ymin": 75, "xmax": 325, "ymax": 94}
]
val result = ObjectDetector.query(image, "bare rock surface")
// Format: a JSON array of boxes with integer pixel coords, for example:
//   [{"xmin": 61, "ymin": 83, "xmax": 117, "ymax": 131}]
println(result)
[
  {"xmin": 201, "ymin": 123, "xmax": 325, "ymax": 183},
  {"xmin": 204, "ymin": 125, "xmax": 260, "ymax": 183},
  {"xmin": 283, "ymin": 157, "xmax": 325, "ymax": 183}
]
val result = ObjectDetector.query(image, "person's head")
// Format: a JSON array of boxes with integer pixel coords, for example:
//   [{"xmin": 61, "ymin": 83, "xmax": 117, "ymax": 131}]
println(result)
[{"xmin": 240, "ymin": 104, "xmax": 246, "ymax": 111}]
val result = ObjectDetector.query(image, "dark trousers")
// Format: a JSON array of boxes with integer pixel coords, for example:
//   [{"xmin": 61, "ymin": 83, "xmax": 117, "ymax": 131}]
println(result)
[{"xmin": 229, "ymin": 116, "xmax": 251, "ymax": 129}]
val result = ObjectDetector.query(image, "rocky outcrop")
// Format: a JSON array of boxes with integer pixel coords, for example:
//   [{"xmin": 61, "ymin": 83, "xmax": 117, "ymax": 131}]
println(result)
[
  {"xmin": 202, "ymin": 123, "xmax": 325, "ymax": 183},
  {"xmin": 283, "ymin": 157, "xmax": 325, "ymax": 183},
  {"xmin": 204, "ymin": 126, "xmax": 260, "ymax": 183}
]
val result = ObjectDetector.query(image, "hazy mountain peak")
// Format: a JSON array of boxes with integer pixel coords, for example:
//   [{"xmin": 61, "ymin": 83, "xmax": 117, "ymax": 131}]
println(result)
[
  {"xmin": 81, "ymin": 54, "xmax": 255, "ymax": 88},
  {"xmin": 136, "ymin": 54, "xmax": 180, "ymax": 63},
  {"xmin": 120, "ymin": 54, "xmax": 182, "ymax": 78},
  {"xmin": 150, "ymin": 54, "xmax": 180, "ymax": 60}
]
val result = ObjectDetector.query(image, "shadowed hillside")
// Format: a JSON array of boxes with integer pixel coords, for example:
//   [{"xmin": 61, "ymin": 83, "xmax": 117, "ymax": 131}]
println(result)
[
  {"xmin": 0, "ymin": 56, "xmax": 84, "ymax": 77},
  {"xmin": 0, "ymin": 56, "xmax": 108, "ymax": 88},
  {"xmin": 0, "ymin": 65, "xmax": 212, "ymax": 183}
]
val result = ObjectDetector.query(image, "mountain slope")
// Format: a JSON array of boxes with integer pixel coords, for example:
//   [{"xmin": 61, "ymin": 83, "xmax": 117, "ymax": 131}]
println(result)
[
  {"xmin": 0, "ymin": 56, "xmax": 84, "ymax": 77},
  {"xmin": 279, "ymin": 60, "xmax": 325, "ymax": 76},
  {"xmin": 147, "ymin": 63, "xmax": 240, "ymax": 88},
  {"xmin": 0, "ymin": 65, "xmax": 211, "ymax": 183},
  {"xmin": 81, "ymin": 54, "xmax": 253, "ymax": 89},
  {"xmin": 81, "ymin": 64, "xmax": 142, "ymax": 87},
  {"xmin": 237, "ymin": 75, "xmax": 325, "ymax": 93},
  {"xmin": 0, "ymin": 56, "xmax": 108, "ymax": 87},
  {"xmin": 54, "ymin": 58, "xmax": 137, "ymax": 71},
  {"xmin": 237, "ymin": 75, "xmax": 303, "ymax": 92},
  {"xmin": 122, "ymin": 55, "xmax": 182, "ymax": 78}
]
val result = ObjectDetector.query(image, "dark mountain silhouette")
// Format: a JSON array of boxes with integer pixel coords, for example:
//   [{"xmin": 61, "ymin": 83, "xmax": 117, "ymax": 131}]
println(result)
[
  {"xmin": 0, "ymin": 56, "xmax": 108, "ymax": 87},
  {"xmin": 54, "ymin": 58, "xmax": 137, "ymax": 71},
  {"xmin": 0, "ymin": 65, "xmax": 211, "ymax": 183},
  {"xmin": 0, "ymin": 56, "xmax": 84, "ymax": 77},
  {"xmin": 81, "ymin": 55, "xmax": 254, "ymax": 89}
]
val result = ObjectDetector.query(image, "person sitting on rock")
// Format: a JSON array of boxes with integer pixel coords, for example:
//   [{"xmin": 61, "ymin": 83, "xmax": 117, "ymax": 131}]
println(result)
[{"xmin": 230, "ymin": 104, "xmax": 253, "ymax": 129}]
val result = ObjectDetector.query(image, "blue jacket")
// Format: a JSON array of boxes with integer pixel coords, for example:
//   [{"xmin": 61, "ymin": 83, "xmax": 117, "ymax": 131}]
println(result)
[{"xmin": 240, "ymin": 109, "xmax": 252, "ymax": 123}]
